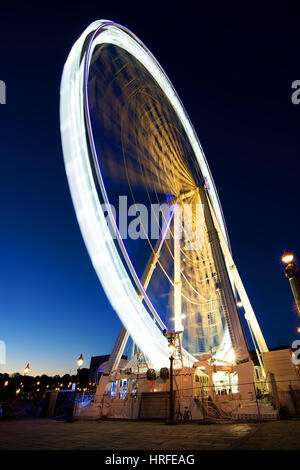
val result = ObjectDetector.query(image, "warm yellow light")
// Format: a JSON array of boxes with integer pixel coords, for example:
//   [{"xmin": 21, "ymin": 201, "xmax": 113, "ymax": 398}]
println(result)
[
  {"xmin": 36, "ymin": 381, "xmax": 40, "ymax": 385},
  {"xmin": 77, "ymin": 354, "xmax": 84, "ymax": 368},
  {"xmin": 168, "ymin": 342, "xmax": 176, "ymax": 357},
  {"xmin": 297, "ymin": 327, "xmax": 300, "ymax": 333},
  {"xmin": 16, "ymin": 388, "xmax": 20, "ymax": 395},
  {"xmin": 282, "ymin": 253, "xmax": 294, "ymax": 264},
  {"xmin": 24, "ymin": 363, "xmax": 30, "ymax": 375},
  {"xmin": 4, "ymin": 381, "xmax": 8, "ymax": 386}
]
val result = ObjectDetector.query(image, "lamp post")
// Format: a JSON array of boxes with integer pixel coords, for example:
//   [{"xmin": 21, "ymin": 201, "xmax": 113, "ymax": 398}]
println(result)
[
  {"xmin": 75, "ymin": 353, "xmax": 84, "ymax": 393},
  {"xmin": 68, "ymin": 354, "xmax": 84, "ymax": 421},
  {"xmin": 282, "ymin": 253, "xmax": 300, "ymax": 315},
  {"xmin": 23, "ymin": 364, "xmax": 30, "ymax": 394},
  {"xmin": 166, "ymin": 341, "xmax": 176, "ymax": 425}
]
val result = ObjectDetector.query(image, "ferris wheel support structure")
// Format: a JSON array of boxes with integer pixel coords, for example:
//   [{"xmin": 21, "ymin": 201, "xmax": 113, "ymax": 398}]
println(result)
[
  {"xmin": 198, "ymin": 184, "xmax": 250, "ymax": 363},
  {"xmin": 108, "ymin": 205, "xmax": 177, "ymax": 372},
  {"xmin": 174, "ymin": 203, "xmax": 184, "ymax": 334},
  {"xmin": 203, "ymin": 185, "xmax": 268, "ymax": 379}
]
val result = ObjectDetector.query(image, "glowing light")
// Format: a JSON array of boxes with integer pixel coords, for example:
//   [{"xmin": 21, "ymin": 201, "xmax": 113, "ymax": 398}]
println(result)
[
  {"xmin": 168, "ymin": 342, "xmax": 176, "ymax": 357},
  {"xmin": 16, "ymin": 389, "xmax": 21, "ymax": 395},
  {"xmin": 4, "ymin": 381, "xmax": 8, "ymax": 387},
  {"xmin": 297, "ymin": 327, "xmax": 300, "ymax": 333},
  {"xmin": 77, "ymin": 354, "xmax": 84, "ymax": 368},
  {"xmin": 237, "ymin": 301, "xmax": 243, "ymax": 308},
  {"xmin": 24, "ymin": 363, "xmax": 30, "ymax": 375},
  {"xmin": 282, "ymin": 253, "xmax": 294, "ymax": 264}
]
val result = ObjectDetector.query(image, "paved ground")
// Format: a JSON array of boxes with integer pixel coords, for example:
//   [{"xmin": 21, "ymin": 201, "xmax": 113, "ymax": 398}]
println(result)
[{"xmin": 0, "ymin": 419, "xmax": 300, "ymax": 450}]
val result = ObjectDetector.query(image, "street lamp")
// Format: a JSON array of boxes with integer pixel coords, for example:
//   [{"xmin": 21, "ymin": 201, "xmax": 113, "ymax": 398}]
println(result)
[
  {"xmin": 282, "ymin": 252, "xmax": 300, "ymax": 315},
  {"xmin": 166, "ymin": 341, "xmax": 176, "ymax": 425},
  {"xmin": 68, "ymin": 354, "xmax": 84, "ymax": 422},
  {"xmin": 77, "ymin": 354, "xmax": 84, "ymax": 369},
  {"xmin": 282, "ymin": 253, "xmax": 294, "ymax": 264}
]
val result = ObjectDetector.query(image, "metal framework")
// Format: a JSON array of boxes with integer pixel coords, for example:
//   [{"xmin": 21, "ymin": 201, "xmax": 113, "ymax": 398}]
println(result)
[{"xmin": 60, "ymin": 20, "xmax": 268, "ymax": 375}]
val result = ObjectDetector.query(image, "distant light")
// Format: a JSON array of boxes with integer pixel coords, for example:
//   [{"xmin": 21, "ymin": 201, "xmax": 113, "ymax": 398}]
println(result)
[
  {"xmin": 181, "ymin": 314, "xmax": 187, "ymax": 320},
  {"xmin": 77, "ymin": 354, "xmax": 84, "ymax": 368},
  {"xmin": 237, "ymin": 301, "xmax": 243, "ymax": 308},
  {"xmin": 282, "ymin": 253, "xmax": 294, "ymax": 264},
  {"xmin": 24, "ymin": 363, "xmax": 30, "ymax": 376},
  {"xmin": 297, "ymin": 327, "xmax": 300, "ymax": 333},
  {"xmin": 16, "ymin": 389, "xmax": 20, "ymax": 395}
]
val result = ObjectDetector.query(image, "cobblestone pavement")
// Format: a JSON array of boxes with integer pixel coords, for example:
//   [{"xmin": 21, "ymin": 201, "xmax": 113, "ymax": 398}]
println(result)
[{"xmin": 0, "ymin": 419, "xmax": 299, "ymax": 450}]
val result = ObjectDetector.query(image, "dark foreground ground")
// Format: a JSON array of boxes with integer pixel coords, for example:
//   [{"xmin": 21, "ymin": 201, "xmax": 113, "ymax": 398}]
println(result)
[{"xmin": 0, "ymin": 419, "xmax": 300, "ymax": 450}]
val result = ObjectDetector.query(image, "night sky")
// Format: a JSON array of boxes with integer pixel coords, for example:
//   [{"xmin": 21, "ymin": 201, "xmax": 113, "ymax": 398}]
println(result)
[{"xmin": 0, "ymin": 2, "xmax": 299, "ymax": 375}]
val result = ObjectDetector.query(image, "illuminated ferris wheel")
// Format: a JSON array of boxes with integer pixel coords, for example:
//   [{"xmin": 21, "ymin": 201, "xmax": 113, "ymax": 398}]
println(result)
[{"xmin": 60, "ymin": 20, "xmax": 268, "ymax": 371}]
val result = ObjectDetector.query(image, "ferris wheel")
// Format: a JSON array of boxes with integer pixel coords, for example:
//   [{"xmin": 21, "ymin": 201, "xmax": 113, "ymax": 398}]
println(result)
[{"xmin": 60, "ymin": 20, "xmax": 268, "ymax": 370}]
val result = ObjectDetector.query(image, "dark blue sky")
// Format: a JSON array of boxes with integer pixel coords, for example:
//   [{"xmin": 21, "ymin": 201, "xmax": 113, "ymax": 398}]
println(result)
[{"xmin": 0, "ymin": 2, "xmax": 299, "ymax": 375}]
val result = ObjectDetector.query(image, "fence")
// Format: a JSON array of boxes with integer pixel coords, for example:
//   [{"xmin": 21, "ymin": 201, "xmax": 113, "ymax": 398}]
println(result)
[{"xmin": 85, "ymin": 377, "xmax": 300, "ymax": 423}]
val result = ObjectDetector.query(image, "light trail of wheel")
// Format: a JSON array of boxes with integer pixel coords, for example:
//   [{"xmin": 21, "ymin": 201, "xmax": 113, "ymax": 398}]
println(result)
[{"xmin": 60, "ymin": 20, "xmax": 234, "ymax": 367}]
